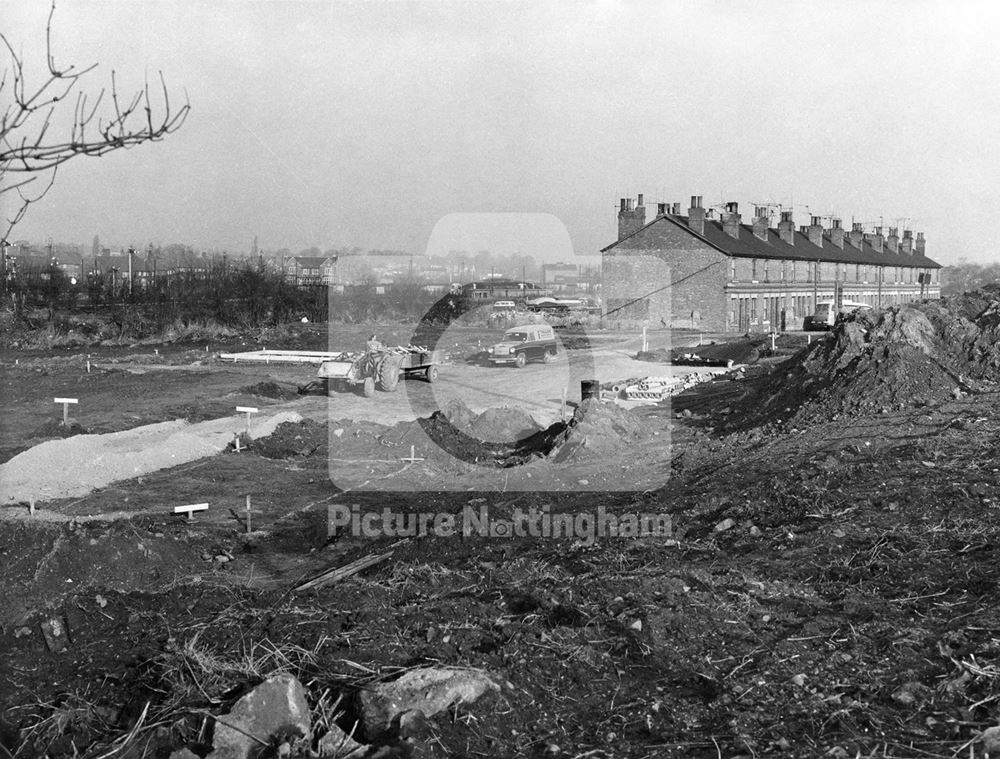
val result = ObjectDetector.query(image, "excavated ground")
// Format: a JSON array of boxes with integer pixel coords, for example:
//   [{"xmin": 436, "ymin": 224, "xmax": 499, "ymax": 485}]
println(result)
[{"xmin": 1, "ymin": 302, "xmax": 999, "ymax": 758}]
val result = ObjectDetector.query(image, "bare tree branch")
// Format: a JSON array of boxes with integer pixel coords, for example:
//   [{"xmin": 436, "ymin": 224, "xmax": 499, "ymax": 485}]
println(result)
[{"xmin": 0, "ymin": 0, "xmax": 189, "ymax": 238}]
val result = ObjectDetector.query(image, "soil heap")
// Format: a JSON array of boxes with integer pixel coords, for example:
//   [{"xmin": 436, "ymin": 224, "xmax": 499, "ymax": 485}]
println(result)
[
  {"xmin": 736, "ymin": 286, "xmax": 1000, "ymax": 428},
  {"xmin": 550, "ymin": 397, "xmax": 653, "ymax": 462}
]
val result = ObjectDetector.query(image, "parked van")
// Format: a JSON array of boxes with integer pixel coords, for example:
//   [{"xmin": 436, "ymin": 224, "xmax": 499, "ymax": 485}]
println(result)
[
  {"xmin": 487, "ymin": 324, "xmax": 558, "ymax": 367},
  {"xmin": 807, "ymin": 300, "xmax": 872, "ymax": 330},
  {"xmin": 492, "ymin": 300, "xmax": 517, "ymax": 311}
]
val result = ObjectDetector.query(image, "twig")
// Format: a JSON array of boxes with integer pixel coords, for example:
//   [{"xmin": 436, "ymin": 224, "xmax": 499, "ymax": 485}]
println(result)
[{"xmin": 294, "ymin": 539, "xmax": 409, "ymax": 592}]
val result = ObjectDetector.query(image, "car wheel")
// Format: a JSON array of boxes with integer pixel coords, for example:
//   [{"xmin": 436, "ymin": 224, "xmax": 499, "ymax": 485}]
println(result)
[
  {"xmin": 542, "ymin": 350, "xmax": 555, "ymax": 364},
  {"xmin": 514, "ymin": 352, "xmax": 527, "ymax": 368},
  {"xmin": 425, "ymin": 365, "xmax": 438, "ymax": 382}
]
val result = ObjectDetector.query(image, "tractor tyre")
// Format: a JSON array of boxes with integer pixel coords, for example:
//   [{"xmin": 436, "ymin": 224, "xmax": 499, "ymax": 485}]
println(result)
[{"xmin": 377, "ymin": 354, "xmax": 403, "ymax": 392}]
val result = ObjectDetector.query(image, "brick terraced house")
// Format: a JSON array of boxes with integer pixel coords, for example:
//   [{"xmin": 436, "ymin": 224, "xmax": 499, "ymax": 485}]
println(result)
[{"xmin": 601, "ymin": 195, "xmax": 941, "ymax": 332}]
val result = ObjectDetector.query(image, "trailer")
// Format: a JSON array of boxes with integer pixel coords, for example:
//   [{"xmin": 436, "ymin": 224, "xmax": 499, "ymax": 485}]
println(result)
[
  {"xmin": 316, "ymin": 347, "xmax": 442, "ymax": 397},
  {"xmin": 218, "ymin": 346, "xmax": 443, "ymax": 397}
]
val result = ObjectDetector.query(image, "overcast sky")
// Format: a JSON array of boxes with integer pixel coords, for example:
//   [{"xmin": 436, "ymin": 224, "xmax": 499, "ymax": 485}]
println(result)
[{"xmin": 4, "ymin": 1, "xmax": 999, "ymax": 264}]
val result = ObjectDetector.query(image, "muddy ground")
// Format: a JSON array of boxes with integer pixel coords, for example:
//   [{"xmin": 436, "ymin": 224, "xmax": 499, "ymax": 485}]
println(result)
[{"xmin": 1, "ymin": 313, "xmax": 998, "ymax": 758}]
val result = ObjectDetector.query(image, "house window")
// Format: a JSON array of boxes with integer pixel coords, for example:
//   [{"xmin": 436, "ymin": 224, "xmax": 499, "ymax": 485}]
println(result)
[
  {"xmin": 855, "ymin": 264, "xmax": 861, "ymax": 283},
  {"xmin": 751, "ymin": 259, "xmax": 758, "ymax": 281},
  {"xmin": 763, "ymin": 259, "xmax": 769, "ymax": 282},
  {"xmin": 730, "ymin": 259, "xmax": 736, "ymax": 282}
]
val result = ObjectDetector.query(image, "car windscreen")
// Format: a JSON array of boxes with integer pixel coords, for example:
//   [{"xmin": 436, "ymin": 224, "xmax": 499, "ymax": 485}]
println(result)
[{"xmin": 503, "ymin": 332, "xmax": 528, "ymax": 341}]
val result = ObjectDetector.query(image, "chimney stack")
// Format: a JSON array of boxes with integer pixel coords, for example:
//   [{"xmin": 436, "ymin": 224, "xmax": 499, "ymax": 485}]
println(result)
[
  {"xmin": 848, "ymin": 222, "xmax": 865, "ymax": 249},
  {"xmin": 777, "ymin": 210, "xmax": 795, "ymax": 245},
  {"xmin": 617, "ymin": 194, "xmax": 647, "ymax": 241},
  {"xmin": 867, "ymin": 226, "xmax": 884, "ymax": 253},
  {"xmin": 657, "ymin": 202, "xmax": 667, "ymax": 217},
  {"xmin": 829, "ymin": 218, "xmax": 844, "ymax": 249},
  {"xmin": 687, "ymin": 195, "xmax": 705, "ymax": 234},
  {"xmin": 752, "ymin": 206, "xmax": 769, "ymax": 241},
  {"xmin": 807, "ymin": 216, "xmax": 824, "ymax": 248},
  {"xmin": 722, "ymin": 201, "xmax": 741, "ymax": 239},
  {"xmin": 915, "ymin": 231, "xmax": 926, "ymax": 257},
  {"xmin": 901, "ymin": 229, "xmax": 914, "ymax": 255},
  {"xmin": 886, "ymin": 227, "xmax": 900, "ymax": 253}
]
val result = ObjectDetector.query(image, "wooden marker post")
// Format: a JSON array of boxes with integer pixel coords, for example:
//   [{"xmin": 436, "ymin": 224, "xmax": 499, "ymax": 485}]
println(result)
[
  {"xmin": 641, "ymin": 326, "xmax": 648, "ymax": 353},
  {"xmin": 245, "ymin": 495, "xmax": 252, "ymax": 533},
  {"xmin": 54, "ymin": 397, "xmax": 78, "ymax": 425},
  {"xmin": 236, "ymin": 406, "xmax": 259, "ymax": 436},
  {"xmin": 174, "ymin": 503, "xmax": 209, "ymax": 522},
  {"xmin": 561, "ymin": 387, "xmax": 567, "ymax": 421},
  {"xmin": 400, "ymin": 445, "xmax": 424, "ymax": 463}
]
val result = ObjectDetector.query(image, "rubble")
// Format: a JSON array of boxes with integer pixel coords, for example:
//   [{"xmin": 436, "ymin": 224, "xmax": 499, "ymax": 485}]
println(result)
[
  {"xmin": 207, "ymin": 673, "xmax": 311, "ymax": 759},
  {"xmin": 360, "ymin": 666, "xmax": 501, "ymax": 736},
  {"xmin": 733, "ymin": 287, "xmax": 1000, "ymax": 429}
]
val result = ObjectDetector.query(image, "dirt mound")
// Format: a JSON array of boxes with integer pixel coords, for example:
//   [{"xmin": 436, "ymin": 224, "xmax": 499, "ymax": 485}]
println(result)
[
  {"xmin": 253, "ymin": 419, "xmax": 326, "ymax": 458},
  {"xmin": 239, "ymin": 380, "xmax": 290, "ymax": 399},
  {"xmin": 550, "ymin": 398, "xmax": 653, "ymax": 462},
  {"xmin": 734, "ymin": 289, "xmax": 1000, "ymax": 429},
  {"xmin": 30, "ymin": 418, "xmax": 89, "ymax": 439},
  {"xmin": 441, "ymin": 398, "xmax": 477, "ymax": 431},
  {"xmin": 468, "ymin": 407, "xmax": 542, "ymax": 443}
]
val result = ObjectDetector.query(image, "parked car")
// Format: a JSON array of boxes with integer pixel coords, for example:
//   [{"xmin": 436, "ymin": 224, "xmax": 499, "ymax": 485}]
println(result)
[
  {"xmin": 487, "ymin": 324, "xmax": 558, "ymax": 367},
  {"xmin": 806, "ymin": 300, "xmax": 872, "ymax": 330}
]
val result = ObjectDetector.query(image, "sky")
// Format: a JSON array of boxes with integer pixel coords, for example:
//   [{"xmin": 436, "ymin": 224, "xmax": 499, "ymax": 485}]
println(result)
[{"xmin": 3, "ymin": 0, "xmax": 1000, "ymax": 264}]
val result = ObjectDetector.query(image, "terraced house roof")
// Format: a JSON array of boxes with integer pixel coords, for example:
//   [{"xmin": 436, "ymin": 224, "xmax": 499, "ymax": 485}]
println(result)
[{"xmin": 604, "ymin": 213, "xmax": 941, "ymax": 269}]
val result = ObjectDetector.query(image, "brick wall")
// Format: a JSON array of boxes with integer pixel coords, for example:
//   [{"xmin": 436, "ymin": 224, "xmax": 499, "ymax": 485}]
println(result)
[{"xmin": 602, "ymin": 219, "xmax": 728, "ymax": 330}]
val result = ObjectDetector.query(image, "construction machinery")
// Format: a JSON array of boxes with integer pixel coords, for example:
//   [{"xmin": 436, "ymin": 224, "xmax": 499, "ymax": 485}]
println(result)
[
  {"xmin": 219, "ymin": 346, "xmax": 443, "ymax": 397},
  {"xmin": 316, "ymin": 347, "xmax": 441, "ymax": 397}
]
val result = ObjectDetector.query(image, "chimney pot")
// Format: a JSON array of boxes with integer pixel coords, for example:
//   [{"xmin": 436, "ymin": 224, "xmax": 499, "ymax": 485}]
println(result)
[
  {"xmin": 829, "ymin": 218, "xmax": 845, "ymax": 249},
  {"xmin": 617, "ymin": 193, "xmax": 647, "ymax": 240},
  {"xmin": 657, "ymin": 202, "xmax": 667, "ymax": 216},
  {"xmin": 672, "ymin": 202, "xmax": 681, "ymax": 215},
  {"xmin": 753, "ymin": 208, "xmax": 769, "ymax": 241},
  {"xmin": 637, "ymin": 194, "xmax": 644, "ymax": 207},
  {"xmin": 687, "ymin": 197, "xmax": 706, "ymax": 234},
  {"xmin": 777, "ymin": 211, "xmax": 796, "ymax": 244},
  {"xmin": 886, "ymin": 227, "xmax": 899, "ymax": 253},
  {"xmin": 723, "ymin": 203, "xmax": 742, "ymax": 239}
]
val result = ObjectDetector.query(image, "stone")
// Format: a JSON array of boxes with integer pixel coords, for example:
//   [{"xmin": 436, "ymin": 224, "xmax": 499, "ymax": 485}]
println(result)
[
  {"xmin": 170, "ymin": 750, "xmax": 201, "ymax": 759},
  {"xmin": 713, "ymin": 518, "xmax": 736, "ymax": 533},
  {"xmin": 316, "ymin": 723, "xmax": 367, "ymax": 758},
  {"xmin": 208, "ymin": 673, "xmax": 311, "ymax": 759},
  {"xmin": 40, "ymin": 616, "xmax": 70, "ymax": 652},
  {"xmin": 360, "ymin": 667, "xmax": 500, "ymax": 736},
  {"xmin": 981, "ymin": 725, "xmax": 1000, "ymax": 757},
  {"xmin": 892, "ymin": 680, "xmax": 930, "ymax": 706}
]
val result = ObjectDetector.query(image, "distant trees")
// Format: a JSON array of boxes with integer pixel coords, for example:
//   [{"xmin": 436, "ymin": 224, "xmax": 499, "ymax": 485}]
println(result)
[
  {"xmin": 941, "ymin": 260, "xmax": 1000, "ymax": 296},
  {"xmin": 1, "ymin": 2, "xmax": 189, "ymax": 241}
]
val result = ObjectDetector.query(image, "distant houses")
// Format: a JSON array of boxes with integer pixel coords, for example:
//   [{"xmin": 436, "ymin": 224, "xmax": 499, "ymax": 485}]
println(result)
[{"xmin": 284, "ymin": 255, "xmax": 338, "ymax": 285}]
